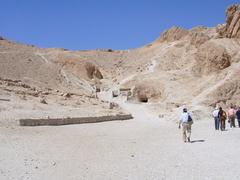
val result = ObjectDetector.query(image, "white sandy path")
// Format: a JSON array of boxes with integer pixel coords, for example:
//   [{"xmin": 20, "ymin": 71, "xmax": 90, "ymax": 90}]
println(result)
[{"xmin": 1, "ymin": 96, "xmax": 240, "ymax": 180}]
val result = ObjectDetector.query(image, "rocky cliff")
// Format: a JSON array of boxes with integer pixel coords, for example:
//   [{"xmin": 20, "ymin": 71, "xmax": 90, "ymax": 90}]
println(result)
[{"xmin": 218, "ymin": 4, "xmax": 240, "ymax": 38}]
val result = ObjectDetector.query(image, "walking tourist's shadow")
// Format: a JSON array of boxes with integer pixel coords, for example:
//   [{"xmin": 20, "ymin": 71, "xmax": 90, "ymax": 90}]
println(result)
[
  {"xmin": 222, "ymin": 129, "xmax": 228, "ymax": 131},
  {"xmin": 190, "ymin": 140, "xmax": 205, "ymax": 143}
]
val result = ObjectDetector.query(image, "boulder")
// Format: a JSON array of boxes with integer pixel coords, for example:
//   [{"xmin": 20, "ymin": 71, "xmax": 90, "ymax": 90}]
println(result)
[
  {"xmin": 109, "ymin": 102, "xmax": 119, "ymax": 109},
  {"xmin": 63, "ymin": 93, "xmax": 71, "ymax": 98},
  {"xmin": 40, "ymin": 98, "xmax": 47, "ymax": 104},
  {"xmin": 112, "ymin": 90, "xmax": 119, "ymax": 97}
]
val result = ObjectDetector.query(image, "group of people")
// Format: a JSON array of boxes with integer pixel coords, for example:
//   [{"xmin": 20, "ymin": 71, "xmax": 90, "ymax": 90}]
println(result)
[
  {"xmin": 178, "ymin": 105, "xmax": 240, "ymax": 143},
  {"xmin": 212, "ymin": 105, "xmax": 240, "ymax": 131}
]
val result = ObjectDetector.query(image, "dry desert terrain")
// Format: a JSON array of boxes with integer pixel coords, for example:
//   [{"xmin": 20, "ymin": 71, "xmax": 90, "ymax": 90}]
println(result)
[{"xmin": 1, "ymin": 4, "xmax": 240, "ymax": 180}]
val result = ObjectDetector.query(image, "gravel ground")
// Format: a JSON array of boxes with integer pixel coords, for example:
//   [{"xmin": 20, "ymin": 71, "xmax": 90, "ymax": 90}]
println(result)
[{"xmin": 1, "ymin": 100, "xmax": 240, "ymax": 180}]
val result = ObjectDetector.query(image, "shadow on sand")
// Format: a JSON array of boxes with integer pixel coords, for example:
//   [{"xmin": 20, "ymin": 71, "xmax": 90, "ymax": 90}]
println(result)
[
  {"xmin": 190, "ymin": 140, "xmax": 205, "ymax": 143},
  {"xmin": 221, "ymin": 129, "xmax": 228, "ymax": 131}
]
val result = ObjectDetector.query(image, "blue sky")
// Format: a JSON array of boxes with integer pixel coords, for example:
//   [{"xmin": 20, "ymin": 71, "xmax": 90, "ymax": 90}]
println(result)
[{"xmin": 1, "ymin": 0, "xmax": 239, "ymax": 50}]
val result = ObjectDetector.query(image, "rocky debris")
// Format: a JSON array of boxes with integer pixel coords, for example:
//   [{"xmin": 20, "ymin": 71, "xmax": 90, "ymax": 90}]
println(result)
[
  {"xmin": 63, "ymin": 93, "xmax": 71, "ymax": 98},
  {"xmin": 194, "ymin": 42, "xmax": 231, "ymax": 74},
  {"xmin": 112, "ymin": 90, "xmax": 119, "ymax": 97},
  {"xmin": 0, "ymin": 98, "xmax": 10, "ymax": 102},
  {"xmin": 109, "ymin": 102, "xmax": 119, "ymax": 109},
  {"xmin": 40, "ymin": 98, "xmax": 47, "ymax": 104},
  {"xmin": 0, "ymin": 78, "xmax": 34, "ymax": 90},
  {"xmin": 14, "ymin": 90, "xmax": 39, "ymax": 97},
  {"xmin": 96, "ymin": 49, "xmax": 114, "ymax": 52},
  {"xmin": 107, "ymin": 49, "xmax": 114, "ymax": 52},
  {"xmin": 0, "ymin": 78, "xmax": 21, "ymax": 83},
  {"xmin": 0, "ymin": 36, "xmax": 4, "ymax": 40},
  {"xmin": 157, "ymin": 26, "xmax": 188, "ymax": 43},
  {"xmin": 159, "ymin": 114, "xmax": 164, "ymax": 118},
  {"xmin": 0, "ymin": 78, "xmax": 56, "ymax": 99},
  {"xmin": 85, "ymin": 62, "xmax": 103, "ymax": 79},
  {"xmin": 94, "ymin": 83, "xmax": 101, "ymax": 93},
  {"xmin": 20, "ymin": 94, "xmax": 27, "ymax": 100},
  {"xmin": 217, "ymin": 4, "xmax": 240, "ymax": 38}
]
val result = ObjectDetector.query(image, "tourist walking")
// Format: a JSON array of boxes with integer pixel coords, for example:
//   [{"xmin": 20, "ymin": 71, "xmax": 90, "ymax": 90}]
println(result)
[
  {"xmin": 236, "ymin": 107, "xmax": 240, "ymax": 128},
  {"xmin": 218, "ymin": 107, "xmax": 227, "ymax": 131},
  {"xmin": 179, "ymin": 108, "xmax": 193, "ymax": 143},
  {"xmin": 212, "ymin": 106, "xmax": 220, "ymax": 130},
  {"xmin": 227, "ymin": 105, "xmax": 236, "ymax": 128}
]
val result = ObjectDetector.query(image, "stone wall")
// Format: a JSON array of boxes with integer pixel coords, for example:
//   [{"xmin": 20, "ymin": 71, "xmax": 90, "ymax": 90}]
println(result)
[{"xmin": 19, "ymin": 114, "xmax": 133, "ymax": 126}]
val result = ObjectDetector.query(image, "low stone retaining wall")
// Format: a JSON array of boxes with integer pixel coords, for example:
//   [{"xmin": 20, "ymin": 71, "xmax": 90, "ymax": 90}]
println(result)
[{"xmin": 19, "ymin": 114, "xmax": 133, "ymax": 126}]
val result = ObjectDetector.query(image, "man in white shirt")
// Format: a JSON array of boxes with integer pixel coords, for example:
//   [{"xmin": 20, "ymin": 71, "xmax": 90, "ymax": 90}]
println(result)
[
  {"xmin": 179, "ymin": 108, "xmax": 193, "ymax": 143},
  {"xmin": 212, "ymin": 106, "xmax": 220, "ymax": 130}
]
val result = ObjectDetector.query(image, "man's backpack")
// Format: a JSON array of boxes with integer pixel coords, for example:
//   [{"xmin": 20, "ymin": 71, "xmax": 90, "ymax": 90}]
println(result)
[{"xmin": 188, "ymin": 113, "xmax": 193, "ymax": 124}]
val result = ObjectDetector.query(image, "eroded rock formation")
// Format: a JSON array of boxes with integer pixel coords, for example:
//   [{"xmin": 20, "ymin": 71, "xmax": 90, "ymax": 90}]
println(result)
[
  {"xmin": 157, "ymin": 26, "xmax": 189, "ymax": 42},
  {"xmin": 217, "ymin": 4, "xmax": 240, "ymax": 38},
  {"xmin": 85, "ymin": 62, "xmax": 103, "ymax": 79},
  {"xmin": 194, "ymin": 42, "xmax": 231, "ymax": 74}
]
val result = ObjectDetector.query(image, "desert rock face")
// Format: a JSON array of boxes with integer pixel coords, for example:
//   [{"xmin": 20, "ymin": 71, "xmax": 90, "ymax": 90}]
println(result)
[
  {"xmin": 217, "ymin": 4, "xmax": 240, "ymax": 38},
  {"xmin": 194, "ymin": 42, "xmax": 231, "ymax": 74},
  {"xmin": 157, "ymin": 26, "xmax": 189, "ymax": 43},
  {"xmin": 188, "ymin": 27, "xmax": 211, "ymax": 47},
  {"xmin": 85, "ymin": 62, "xmax": 103, "ymax": 79},
  {"xmin": 1, "ymin": 4, "xmax": 240, "ymax": 123},
  {"xmin": 204, "ymin": 76, "xmax": 240, "ymax": 107},
  {"xmin": 2, "ymin": 5, "xmax": 240, "ymax": 180}
]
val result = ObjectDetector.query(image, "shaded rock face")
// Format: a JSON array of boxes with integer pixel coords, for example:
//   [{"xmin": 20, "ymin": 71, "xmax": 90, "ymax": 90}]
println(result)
[
  {"xmin": 157, "ymin": 26, "xmax": 188, "ymax": 42},
  {"xmin": 194, "ymin": 43, "xmax": 231, "ymax": 74},
  {"xmin": 205, "ymin": 78, "xmax": 240, "ymax": 107},
  {"xmin": 132, "ymin": 84, "xmax": 162, "ymax": 103},
  {"xmin": 85, "ymin": 62, "xmax": 103, "ymax": 79},
  {"xmin": 217, "ymin": 4, "xmax": 240, "ymax": 38}
]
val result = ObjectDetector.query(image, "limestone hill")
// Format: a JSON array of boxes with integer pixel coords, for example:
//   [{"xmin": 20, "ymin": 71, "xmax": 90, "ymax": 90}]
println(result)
[{"xmin": 1, "ymin": 4, "xmax": 240, "ymax": 124}]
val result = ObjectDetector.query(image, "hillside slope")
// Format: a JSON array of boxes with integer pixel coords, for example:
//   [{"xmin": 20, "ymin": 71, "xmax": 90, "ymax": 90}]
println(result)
[{"xmin": 0, "ymin": 4, "xmax": 240, "ymax": 123}]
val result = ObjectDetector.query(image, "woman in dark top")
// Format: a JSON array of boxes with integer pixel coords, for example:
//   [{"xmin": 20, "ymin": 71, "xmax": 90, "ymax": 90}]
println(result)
[
  {"xmin": 236, "ymin": 107, "xmax": 240, "ymax": 128},
  {"xmin": 218, "ymin": 107, "xmax": 227, "ymax": 131}
]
